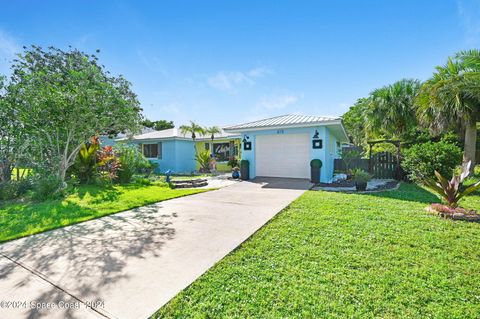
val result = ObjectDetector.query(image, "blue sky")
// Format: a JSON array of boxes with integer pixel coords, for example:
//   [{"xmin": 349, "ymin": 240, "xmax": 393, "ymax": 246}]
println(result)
[{"xmin": 0, "ymin": 0, "xmax": 479, "ymax": 127}]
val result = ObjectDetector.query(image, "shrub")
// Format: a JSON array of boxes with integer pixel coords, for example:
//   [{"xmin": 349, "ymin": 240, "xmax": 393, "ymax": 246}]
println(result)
[
  {"xmin": 32, "ymin": 176, "xmax": 64, "ymax": 201},
  {"xmin": 0, "ymin": 179, "xmax": 34, "ymax": 201},
  {"xmin": 97, "ymin": 146, "xmax": 121, "ymax": 183},
  {"xmin": 133, "ymin": 176, "xmax": 152, "ymax": 186},
  {"xmin": 352, "ymin": 169, "xmax": 372, "ymax": 183},
  {"xmin": 195, "ymin": 150, "xmax": 211, "ymax": 173},
  {"xmin": 401, "ymin": 140, "xmax": 462, "ymax": 183},
  {"xmin": 227, "ymin": 156, "xmax": 239, "ymax": 168},
  {"xmin": 70, "ymin": 136, "xmax": 100, "ymax": 184},
  {"xmin": 310, "ymin": 159, "xmax": 323, "ymax": 168},
  {"xmin": 115, "ymin": 144, "xmax": 152, "ymax": 183}
]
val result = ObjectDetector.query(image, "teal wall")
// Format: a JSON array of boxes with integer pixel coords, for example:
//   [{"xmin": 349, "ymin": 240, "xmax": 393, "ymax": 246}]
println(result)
[
  {"xmin": 132, "ymin": 139, "xmax": 196, "ymax": 174},
  {"xmin": 239, "ymin": 126, "xmax": 338, "ymax": 182}
]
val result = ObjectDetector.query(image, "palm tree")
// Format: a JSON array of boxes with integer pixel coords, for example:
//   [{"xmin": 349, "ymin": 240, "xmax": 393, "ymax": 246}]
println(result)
[
  {"xmin": 417, "ymin": 50, "xmax": 480, "ymax": 170},
  {"xmin": 204, "ymin": 126, "xmax": 221, "ymax": 141},
  {"xmin": 179, "ymin": 121, "xmax": 205, "ymax": 141},
  {"xmin": 365, "ymin": 79, "xmax": 421, "ymax": 139}
]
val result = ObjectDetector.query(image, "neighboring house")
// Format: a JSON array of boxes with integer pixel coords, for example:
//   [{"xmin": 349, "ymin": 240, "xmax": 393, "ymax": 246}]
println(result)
[
  {"xmin": 119, "ymin": 128, "xmax": 241, "ymax": 174},
  {"xmin": 121, "ymin": 128, "xmax": 196, "ymax": 173},
  {"xmin": 195, "ymin": 131, "xmax": 241, "ymax": 171},
  {"xmin": 223, "ymin": 114, "xmax": 349, "ymax": 182}
]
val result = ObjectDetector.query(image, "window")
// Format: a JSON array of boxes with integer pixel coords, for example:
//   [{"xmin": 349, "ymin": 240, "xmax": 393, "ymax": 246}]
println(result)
[
  {"xmin": 205, "ymin": 143, "xmax": 210, "ymax": 151},
  {"xmin": 143, "ymin": 143, "xmax": 160, "ymax": 158},
  {"xmin": 213, "ymin": 142, "xmax": 230, "ymax": 161}
]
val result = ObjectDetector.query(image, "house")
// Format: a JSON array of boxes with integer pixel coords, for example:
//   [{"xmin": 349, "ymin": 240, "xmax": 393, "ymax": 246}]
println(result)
[
  {"xmin": 223, "ymin": 114, "xmax": 349, "ymax": 182},
  {"xmin": 194, "ymin": 131, "xmax": 241, "ymax": 171},
  {"xmin": 123, "ymin": 128, "xmax": 240, "ymax": 173}
]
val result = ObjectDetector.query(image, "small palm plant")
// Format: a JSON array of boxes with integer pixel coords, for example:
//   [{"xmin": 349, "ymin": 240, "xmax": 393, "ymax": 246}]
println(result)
[
  {"xmin": 179, "ymin": 121, "xmax": 205, "ymax": 141},
  {"xmin": 204, "ymin": 126, "xmax": 221, "ymax": 141},
  {"xmin": 424, "ymin": 161, "xmax": 480, "ymax": 208}
]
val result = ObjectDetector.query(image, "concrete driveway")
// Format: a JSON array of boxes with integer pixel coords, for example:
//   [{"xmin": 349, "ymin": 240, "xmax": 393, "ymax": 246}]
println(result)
[{"xmin": 0, "ymin": 178, "xmax": 311, "ymax": 319}]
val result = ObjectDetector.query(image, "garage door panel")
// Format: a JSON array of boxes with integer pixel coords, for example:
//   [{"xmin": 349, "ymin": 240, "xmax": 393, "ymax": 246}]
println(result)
[{"xmin": 255, "ymin": 134, "xmax": 310, "ymax": 179}]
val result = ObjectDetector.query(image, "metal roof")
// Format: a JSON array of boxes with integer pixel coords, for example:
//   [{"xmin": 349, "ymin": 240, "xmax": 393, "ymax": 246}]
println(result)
[{"xmin": 223, "ymin": 114, "xmax": 341, "ymax": 131}]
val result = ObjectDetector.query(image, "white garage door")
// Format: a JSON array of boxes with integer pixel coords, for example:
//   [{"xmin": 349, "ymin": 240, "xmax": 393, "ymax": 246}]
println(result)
[{"xmin": 255, "ymin": 133, "xmax": 310, "ymax": 179}]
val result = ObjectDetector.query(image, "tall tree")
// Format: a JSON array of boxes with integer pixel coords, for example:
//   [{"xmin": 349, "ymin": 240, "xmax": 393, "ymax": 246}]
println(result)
[
  {"xmin": 365, "ymin": 79, "xmax": 421, "ymax": 139},
  {"xmin": 417, "ymin": 50, "xmax": 480, "ymax": 170},
  {"xmin": 342, "ymin": 98, "xmax": 370, "ymax": 146},
  {"xmin": 0, "ymin": 75, "xmax": 31, "ymax": 183},
  {"xmin": 142, "ymin": 119, "xmax": 174, "ymax": 131},
  {"xmin": 9, "ymin": 46, "xmax": 143, "ymax": 187}
]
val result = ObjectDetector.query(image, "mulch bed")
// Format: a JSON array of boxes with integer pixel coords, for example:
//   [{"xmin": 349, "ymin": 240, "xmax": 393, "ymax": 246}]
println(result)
[
  {"xmin": 426, "ymin": 203, "xmax": 480, "ymax": 222},
  {"xmin": 372, "ymin": 180, "xmax": 399, "ymax": 191},
  {"xmin": 315, "ymin": 180, "xmax": 399, "ymax": 192},
  {"xmin": 317, "ymin": 180, "xmax": 355, "ymax": 188}
]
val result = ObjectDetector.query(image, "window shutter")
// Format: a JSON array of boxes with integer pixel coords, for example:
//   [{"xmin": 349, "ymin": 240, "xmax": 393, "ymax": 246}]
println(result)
[{"xmin": 157, "ymin": 142, "xmax": 162, "ymax": 159}]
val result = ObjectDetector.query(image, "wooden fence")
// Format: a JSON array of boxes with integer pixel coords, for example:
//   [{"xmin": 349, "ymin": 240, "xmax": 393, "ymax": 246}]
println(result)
[
  {"xmin": 334, "ymin": 151, "xmax": 400, "ymax": 179},
  {"xmin": 333, "ymin": 158, "xmax": 369, "ymax": 173}
]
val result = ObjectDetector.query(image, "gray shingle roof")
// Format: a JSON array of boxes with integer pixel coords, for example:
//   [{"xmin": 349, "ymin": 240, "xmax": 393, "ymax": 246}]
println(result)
[{"xmin": 223, "ymin": 114, "xmax": 341, "ymax": 131}]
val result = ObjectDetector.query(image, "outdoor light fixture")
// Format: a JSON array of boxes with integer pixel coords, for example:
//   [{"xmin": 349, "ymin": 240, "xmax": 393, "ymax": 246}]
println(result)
[
  {"xmin": 313, "ymin": 129, "xmax": 319, "ymax": 139},
  {"xmin": 243, "ymin": 135, "xmax": 252, "ymax": 151}
]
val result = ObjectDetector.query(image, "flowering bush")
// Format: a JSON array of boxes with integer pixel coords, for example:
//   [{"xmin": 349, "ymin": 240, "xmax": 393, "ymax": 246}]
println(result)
[{"xmin": 97, "ymin": 146, "xmax": 121, "ymax": 182}]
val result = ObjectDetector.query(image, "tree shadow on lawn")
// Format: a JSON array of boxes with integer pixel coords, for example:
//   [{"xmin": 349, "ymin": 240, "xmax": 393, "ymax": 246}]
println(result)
[
  {"xmin": 0, "ymin": 201, "xmax": 177, "ymax": 319},
  {"xmin": 75, "ymin": 184, "xmax": 122, "ymax": 202},
  {"xmin": 359, "ymin": 182, "xmax": 441, "ymax": 204}
]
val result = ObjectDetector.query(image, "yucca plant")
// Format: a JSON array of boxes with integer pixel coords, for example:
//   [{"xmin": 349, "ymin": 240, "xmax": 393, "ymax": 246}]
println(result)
[{"xmin": 424, "ymin": 161, "xmax": 480, "ymax": 207}]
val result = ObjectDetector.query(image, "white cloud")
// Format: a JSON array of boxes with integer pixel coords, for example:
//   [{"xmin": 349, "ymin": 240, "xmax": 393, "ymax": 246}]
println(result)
[
  {"xmin": 0, "ymin": 29, "xmax": 20, "ymax": 74},
  {"xmin": 207, "ymin": 66, "xmax": 272, "ymax": 92},
  {"xmin": 258, "ymin": 93, "xmax": 302, "ymax": 110},
  {"xmin": 457, "ymin": 0, "xmax": 480, "ymax": 45},
  {"xmin": 246, "ymin": 66, "xmax": 272, "ymax": 78}
]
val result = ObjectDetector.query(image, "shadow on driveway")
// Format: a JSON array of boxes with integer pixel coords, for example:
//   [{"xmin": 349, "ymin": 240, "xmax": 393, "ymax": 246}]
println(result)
[
  {"xmin": 0, "ymin": 204, "xmax": 177, "ymax": 319},
  {"xmin": 249, "ymin": 177, "xmax": 313, "ymax": 190}
]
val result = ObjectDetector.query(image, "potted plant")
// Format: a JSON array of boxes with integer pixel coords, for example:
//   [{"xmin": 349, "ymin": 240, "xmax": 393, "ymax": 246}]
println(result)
[
  {"xmin": 232, "ymin": 166, "xmax": 240, "ymax": 179},
  {"xmin": 227, "ymin": 156, "xmax": 239, "ymax": 168},
  {"xmin": 352, "ymin": 169, "xmax": 372, "ymax": 191}
]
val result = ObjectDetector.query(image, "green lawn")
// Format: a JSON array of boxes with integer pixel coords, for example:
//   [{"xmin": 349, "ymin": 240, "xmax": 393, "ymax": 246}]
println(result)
[
  {"xmin": 0, "ymin": 183, "xmax": 207, "ymax": 243},
  {"xmin": 11, "ymin": 168, "xmax": 31, "ymax": 180},
  {"xmin": 154, "ymin": 183, "xmax": 480, "ymax": 318}
]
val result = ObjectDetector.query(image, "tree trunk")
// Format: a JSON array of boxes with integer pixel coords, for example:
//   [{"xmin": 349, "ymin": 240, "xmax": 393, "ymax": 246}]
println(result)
[
  {"xmin": 58, "ymin": 158, "xmax": 68, "ymax": 190},
  {"xmin": 464, "ymin": 118, "xmax": 477, "ymax": 172},
  {"xmin": 0, "ymin": 159, "xmax": 12, "ymax": 183}
]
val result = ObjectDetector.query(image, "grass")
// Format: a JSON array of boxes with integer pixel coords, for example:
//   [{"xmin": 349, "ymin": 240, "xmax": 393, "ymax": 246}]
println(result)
[
  {"xmin": 0, "ymin": 183, "xmax": 207, "ymax": 243},
  {"xmin": 11, "ymin": 168, "xmax": 31, "ymax": 180},
  {"xmin": 154, "ymin": 183, "xmax": 480, "ymax": 318}
]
